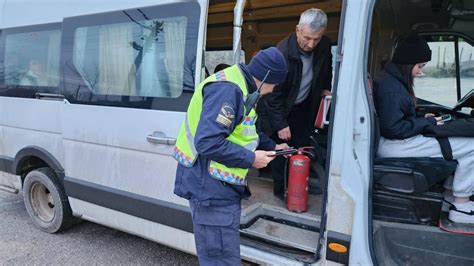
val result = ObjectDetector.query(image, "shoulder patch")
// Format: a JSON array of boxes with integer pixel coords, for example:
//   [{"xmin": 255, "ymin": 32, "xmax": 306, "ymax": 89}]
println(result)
[
  {"xmin": 215, "ymin": 70, "xmax": 227, "ymax": 81},
  {"xmin": 215, "ymin": 102, "xmax": 235, "ymax": 128}
]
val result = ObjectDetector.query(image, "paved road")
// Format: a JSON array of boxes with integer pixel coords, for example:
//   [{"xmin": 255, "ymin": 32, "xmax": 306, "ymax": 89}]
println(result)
[{"xmin": 0, "ymin": 190, "xmax": 198, "ymax": 264}]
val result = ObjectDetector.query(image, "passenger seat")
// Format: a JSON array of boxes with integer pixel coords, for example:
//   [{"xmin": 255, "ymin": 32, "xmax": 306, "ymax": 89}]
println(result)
[{"xmin": 369, "ymin": 74, "xmax": 457, "ymax": 225}]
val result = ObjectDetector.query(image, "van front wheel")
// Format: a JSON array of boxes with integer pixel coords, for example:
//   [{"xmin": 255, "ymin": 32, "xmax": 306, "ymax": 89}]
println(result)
[{"xmin": 23, "ymin": 167, "xmax": 73, "ymax": 233}]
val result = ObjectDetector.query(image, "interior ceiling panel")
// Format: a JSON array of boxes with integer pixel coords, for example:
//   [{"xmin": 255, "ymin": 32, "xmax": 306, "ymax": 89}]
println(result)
[{"xmin": 376, "ymin": 0, "xmax": 474, "ymax": 41}]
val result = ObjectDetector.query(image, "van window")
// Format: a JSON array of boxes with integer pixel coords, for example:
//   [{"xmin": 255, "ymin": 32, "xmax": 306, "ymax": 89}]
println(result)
[
  {"xmin": 414, "ymin": 36, "xmax": 474, "ymax": 110},
  {"xmin": 73, "ymin": 17, "xmax": 187, "ymax": 98},
  {"xmin": 414, "ymin": 37, "xmax": 457, "ymax": 107},
  {"xmin": 0, "ymin": 27, "xmax": 61, "ymax": 96},
  {"xmin": 459, "ymin": 38, "xmax": 474, "ymax": 100},
  {"xmin": 61, "ymin": 3, "xmax": 200, "ymax": 111}
]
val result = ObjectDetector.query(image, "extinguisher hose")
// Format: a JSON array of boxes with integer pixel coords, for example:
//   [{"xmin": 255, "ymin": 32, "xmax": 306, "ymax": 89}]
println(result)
[{"xmin": 283, "ymin": 156, "xmax": 289, "ymax": 201}]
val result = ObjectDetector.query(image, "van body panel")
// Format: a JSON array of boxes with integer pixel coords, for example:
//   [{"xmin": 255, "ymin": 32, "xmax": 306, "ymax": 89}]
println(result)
[
  {"xmin": 325, "ymin": 0, "xmax": 373, "ymax": 264},
  {"xmin": 0, "ymin": 98, "xmax": 64, "ymax": 173},
  {"xmin": 61, "ymin": 104, "xmax": 188, "ymax": 205},
  {"xmin": 68, "ymin": 197, "xmax": 197, "ymax": 255}
]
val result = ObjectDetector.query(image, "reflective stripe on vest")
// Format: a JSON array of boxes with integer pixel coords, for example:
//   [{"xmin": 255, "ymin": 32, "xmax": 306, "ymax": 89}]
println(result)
[
  {"xmin": 173, "ymin": 115, "xmax": 198, "ymax": 167},
  {"xmin": 174, "ymin": 65, "xmax": 258, "ymax": 186}
]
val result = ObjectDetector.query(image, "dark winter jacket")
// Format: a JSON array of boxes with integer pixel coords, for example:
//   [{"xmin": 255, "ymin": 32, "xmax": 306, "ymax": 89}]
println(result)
[
  {"xmin": 257, "ymin": 33, "xmax": 333, "ymax": 135},
  {"xmin": 374, "ymin": 63, "xmax": 436, "ymax": 139}
]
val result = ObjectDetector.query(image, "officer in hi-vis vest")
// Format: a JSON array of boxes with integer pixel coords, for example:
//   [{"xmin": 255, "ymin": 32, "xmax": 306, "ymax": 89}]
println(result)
[{"xmin": 173, "ymin": 47, "xmax": 288, "ymax": 265}]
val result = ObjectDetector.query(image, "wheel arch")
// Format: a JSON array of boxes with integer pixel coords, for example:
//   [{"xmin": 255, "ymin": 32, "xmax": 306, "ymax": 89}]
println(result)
[{"xmin": 13, "ymin": 146, "xmax": 64, "ymax": 183}]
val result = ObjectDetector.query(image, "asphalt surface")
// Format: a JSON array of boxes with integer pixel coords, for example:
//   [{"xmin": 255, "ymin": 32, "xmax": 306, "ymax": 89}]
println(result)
[{"xmin": 0, "ymin": 190, "xmax": 198, "ymax": 264}]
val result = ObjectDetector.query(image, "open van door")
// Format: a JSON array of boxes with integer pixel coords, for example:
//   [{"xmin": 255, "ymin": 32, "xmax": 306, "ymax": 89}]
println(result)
[
  {"xmin": 59, "ymin": 1, "xmax": 207, "ymax": 251},
  {"xmin": 368, "ymin": 0, "xmax": 474, "ymax": 265},
  {"xmin": 322, "ymin": 0, "xmax": 374, "ymax": 264}
]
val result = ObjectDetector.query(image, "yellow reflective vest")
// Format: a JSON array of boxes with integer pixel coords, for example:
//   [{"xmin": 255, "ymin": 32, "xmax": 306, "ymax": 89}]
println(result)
[{"xmin": 173, "ymin": 65, "xmax": 259, "ymax": 186}]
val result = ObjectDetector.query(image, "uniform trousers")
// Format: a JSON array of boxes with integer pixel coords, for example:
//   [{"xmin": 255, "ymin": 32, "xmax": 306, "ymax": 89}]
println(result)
[{"xmin": 189, "ymin": 201, "xmax": 241, "ymax": 265}]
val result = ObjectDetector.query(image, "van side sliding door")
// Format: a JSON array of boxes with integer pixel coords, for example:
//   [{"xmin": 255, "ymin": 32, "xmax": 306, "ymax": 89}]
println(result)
[{"xmin": 59, "ymin": 1, "xmax": 207, "ymax": 251}]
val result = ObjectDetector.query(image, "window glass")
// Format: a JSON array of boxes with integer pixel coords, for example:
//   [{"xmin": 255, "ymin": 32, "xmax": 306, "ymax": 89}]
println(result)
[
  {"xmin": 459, "ymin": 38, "xmax": 474, "ymax": 111},
  {"xmin": 205, "ymin": 50, "xmax": 245, "ymax": 76},
  {"xmin": 73, "ymin": 16, "xmax": 188, "ymax": 98},
  {"xmin": 3, "ymin": 29, "xmax": 61, "ymax": 88},
  {"xmin": 62, "ymin": 3, "xmax": 200, "ymax": 111},
  {"xmin": 414, "ymin": 40, "xmax": 457, "ymax": 107}
]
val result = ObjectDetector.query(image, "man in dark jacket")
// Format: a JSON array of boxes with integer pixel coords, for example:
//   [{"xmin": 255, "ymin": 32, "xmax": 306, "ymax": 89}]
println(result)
[{"xmin": 258, "ymin": 8, "xmax": 333, "ymax": 197}]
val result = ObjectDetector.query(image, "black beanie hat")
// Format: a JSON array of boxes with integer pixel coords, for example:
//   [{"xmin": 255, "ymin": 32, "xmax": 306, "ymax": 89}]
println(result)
[
  {"xmin": 392, "ymin": 32, "xmax": 432, "ymax": 65},
  {"xmin": 247, "ymin": 47, "xmax": 288, "ymax": 84}
]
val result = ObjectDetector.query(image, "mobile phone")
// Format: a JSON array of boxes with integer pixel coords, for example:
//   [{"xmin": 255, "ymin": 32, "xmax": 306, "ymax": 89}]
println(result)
[
  {"xmin": 271, "ymin": 148, "xmax": 298, "ymax": 157},
  {"xmin": 440, "ymin": 114, "xmax": 452, "ymax": 122}
]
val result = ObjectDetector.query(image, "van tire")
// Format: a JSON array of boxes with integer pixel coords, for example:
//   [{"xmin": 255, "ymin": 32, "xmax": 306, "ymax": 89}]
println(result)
[{"xmin": 22, "ymin": 167, "xmax": 74, "ymax": 233}]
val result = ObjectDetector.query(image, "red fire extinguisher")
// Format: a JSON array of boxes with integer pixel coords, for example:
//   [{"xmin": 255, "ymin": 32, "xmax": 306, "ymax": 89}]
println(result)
[{"xmin": 286, "ymin": 147, "xmax": 313, "ymax": 213}]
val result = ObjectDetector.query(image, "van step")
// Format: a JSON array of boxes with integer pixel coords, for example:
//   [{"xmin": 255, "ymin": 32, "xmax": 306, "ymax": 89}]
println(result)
[
  {"xmin": 241, "ymin": 217, "xmax": 319, "ymax": 253},
  {"xmin": 240, "ymin": 203, "xmax": 320, "ymax": 253}
]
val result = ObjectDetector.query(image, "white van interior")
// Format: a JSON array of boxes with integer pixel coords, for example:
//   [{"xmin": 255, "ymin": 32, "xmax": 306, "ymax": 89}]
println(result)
[{"xmin": 369, "ymin": 0, "xmax": 474, "ymax": 264}]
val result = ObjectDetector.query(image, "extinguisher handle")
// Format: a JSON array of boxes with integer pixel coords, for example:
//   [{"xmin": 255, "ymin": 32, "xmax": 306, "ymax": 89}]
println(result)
[
  {"xmin": 272, "ymin": 148, "xmax": 298, "ymax": 157},
  {"xmin": 297, "ymin": 147, "xmax": 315, "ymax": 157}
]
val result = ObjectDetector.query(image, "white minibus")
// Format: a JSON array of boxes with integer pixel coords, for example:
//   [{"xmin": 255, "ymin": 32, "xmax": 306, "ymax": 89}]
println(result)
[{"xmin": 1, "ymin": 0, "xmax": 473, "ymax": 264}]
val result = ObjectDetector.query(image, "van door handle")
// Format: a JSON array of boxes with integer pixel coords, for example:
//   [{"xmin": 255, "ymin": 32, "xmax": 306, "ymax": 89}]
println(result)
[
  {"xmin": 146, "ymin": 131, "xmax": 176, "ymax": 145},
  {"xmin": 323, "ymin": 96, "xmax": 332, "ymax": 125},
  {"xmin": 36, "ymin": 93, "xmax": 65, "ymax": 101}
]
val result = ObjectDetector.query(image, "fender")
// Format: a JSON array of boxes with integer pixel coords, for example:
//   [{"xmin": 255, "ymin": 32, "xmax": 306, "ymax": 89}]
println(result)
[{"xmin": 13, "ymin": 146, "xmax": 65, "ymax": 181}]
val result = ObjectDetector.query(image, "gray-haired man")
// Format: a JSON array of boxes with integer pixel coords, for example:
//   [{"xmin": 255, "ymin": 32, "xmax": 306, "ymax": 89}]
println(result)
[{"xmin": 258, "ymin": 8, "xmax": 333, "ymax": 197}]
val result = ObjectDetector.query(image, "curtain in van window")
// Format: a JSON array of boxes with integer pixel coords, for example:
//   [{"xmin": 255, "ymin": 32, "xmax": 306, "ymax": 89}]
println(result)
[
  {"xmin": 46, "ymin": 31, "xmax": 61, "ymax": 87},
  {"xmin": 163, "ymin": 17, "xmax": 186, "ymax": 98},
  {"xmin": 98, "ymin": 23, "xmax": 137, "ymax": 97},
  {"xmin": 139, "ymin": 20, "xmax": 164, "ymax": 97},
  {"xmin": 73, "ymin": 28, "xmax": 87, "ymax": 86},
  {"xmin": 139, "ymin": 17, "xmax": 187, "ymax": 97},
  {"xmin": 72, "ymin": 16, "xmax": 188, "ymax": 99}
]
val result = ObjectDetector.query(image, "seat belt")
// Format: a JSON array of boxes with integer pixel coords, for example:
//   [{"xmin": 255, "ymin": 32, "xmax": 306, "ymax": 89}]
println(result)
[{"xmin": 435, "ymin": 137, "xmax": 453, "ymax": 161}]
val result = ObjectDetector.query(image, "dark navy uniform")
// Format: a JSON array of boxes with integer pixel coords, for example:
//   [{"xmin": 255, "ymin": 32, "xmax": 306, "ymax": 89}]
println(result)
[{"xmin": 174, "ymin": 64, "xmax": 275, "ymax": 265}]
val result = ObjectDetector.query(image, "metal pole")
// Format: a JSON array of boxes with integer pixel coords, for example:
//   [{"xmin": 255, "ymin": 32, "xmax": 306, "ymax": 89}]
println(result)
[{"xmin": 233, "ymin": 0, "xmax": 246, "ymax": 64}]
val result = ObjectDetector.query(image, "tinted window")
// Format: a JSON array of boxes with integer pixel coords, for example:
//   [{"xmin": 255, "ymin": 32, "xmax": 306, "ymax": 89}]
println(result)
[
  {"xmin": 0, "ymin": 25, "xmax": 61, "ymax": 97},
  {"xmin": 62, "ymin": 3, "xmax": 200, "ymax": 110}
]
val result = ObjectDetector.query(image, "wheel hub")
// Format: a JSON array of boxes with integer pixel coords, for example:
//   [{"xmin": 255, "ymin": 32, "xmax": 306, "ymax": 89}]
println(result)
[{"xmin": 30, "ymin": 182, "xmax": 55, "ymax": 222}]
